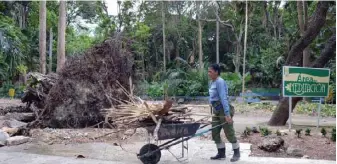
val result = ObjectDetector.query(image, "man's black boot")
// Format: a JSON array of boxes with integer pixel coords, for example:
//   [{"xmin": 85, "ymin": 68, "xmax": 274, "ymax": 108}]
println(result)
[
  {"xmin": 210, "ymin": 148, "xmax": 226, "ymax": 160},
  {"xmin": 230, "ymin": 148, "xmax": 240, "ymax": 162}
]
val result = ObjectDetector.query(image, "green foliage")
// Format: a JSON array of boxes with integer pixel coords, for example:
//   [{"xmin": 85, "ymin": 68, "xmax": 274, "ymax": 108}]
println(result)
[
  {"xmin": 220, "ymin": 72, "xmax": 252, "ymax": 96},
  {"xmin": 242, "ymin": 127, "xmax": 252, "ymax": 138},
  {"xmin": 295, "ymin": 129, "xmax": 302, "ymax": 138},
  {"xmin": 142, "ymin": 68, "xmax": 210, "ymax": 97},
  {"xmin": 305, "ymin": 128, "xmax": 311, "ymax": 136},
  {"xmin": 331, "ymin": 127, "xmax": 336, "ymax": 142},
  {"xmin": 66, "ymin": 28, "xmax": 95, "ymax": 56},
  {"xmin": 0, "ymin": 81, "xmax": 24, "ymax": 98},
  {"xmin": 245, "ymin": 127, "xmax": 252, "ymax": 135},
  {"xmin": 16, "ymin": 64, "xmax": 27, "ymax": 75},
  {"xmin": 146, "ymin": 81, "xmax": 163, "ymax": 98},
  {"xmin": 0, "ymin": 1, "xmax": 336, "ymax": 102},
  {"xmin": 321, "ymin": 128, "xmax": 327, "ymax": 137},
  {"xmin": 0, "ymin": 81, "xmax": 14, "ymax": 97},
  {"xmin": 295, "ymin": 102, "xmax": 336, "ymax": 117},
  {"xmin": 259, "ymin": 127, "xmax": 271, "ymax": 137},
  {"xmin": 0, "ymin": 14, "xmax": 28, "ymax": 81},
  {"xmin": 253, "ymin": 102, "xmax": 276, "ymax": 111},
  {"xmin": 276, "ymin": 130, "xmax": 281, "ymax": 136}
]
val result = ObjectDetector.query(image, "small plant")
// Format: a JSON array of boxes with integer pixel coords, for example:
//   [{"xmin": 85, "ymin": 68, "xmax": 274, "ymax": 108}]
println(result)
[
  {"xmin": 321, "ymin": 128, "xmax": 327, "ymax": 137},
  {"xmin": 295, "ymin": 129, "xmax": 303, "ymax": 138},
  {"xmin": 242, "ymin": 127, "xmax": 252, "ymax": 138},
  {"xmin": 259, "ymin": 127, "xmax": 271, "ymax": 137},
  {"xmin": 331, "ymin": 127, "xmax": 336, "ymax": 142},
  {"xmin": 245, "ymin": 127, "xmax": 252, "ymax": 135},
  {"xmin": 305, "ymin": 128, "xmax": 311, "ymax": 136},
  {"xmin": 276, "ymin": 130, "xmax": 281, "ymax": 136}
]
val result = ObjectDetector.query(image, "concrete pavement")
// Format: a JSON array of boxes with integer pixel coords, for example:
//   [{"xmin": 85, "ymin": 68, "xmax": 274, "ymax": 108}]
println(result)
[
  {"xmin": 0, "ymin": 139, "xmax": 335, "ymax": 164},
  {"xmin": 0, "ymin": 151, "xmax": 334, "ymax": 164}
]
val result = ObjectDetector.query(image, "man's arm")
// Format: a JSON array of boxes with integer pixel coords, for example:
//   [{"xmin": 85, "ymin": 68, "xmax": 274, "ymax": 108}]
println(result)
[{"xmin": 216, "ymin": 79, "xmax": 230, "ymax": 116}]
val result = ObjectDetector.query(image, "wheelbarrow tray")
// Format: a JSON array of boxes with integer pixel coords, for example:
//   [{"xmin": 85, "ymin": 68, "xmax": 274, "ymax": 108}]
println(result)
[{"xmin": 145, "ymin": 123, "xmax": 200, "ymax": 140}]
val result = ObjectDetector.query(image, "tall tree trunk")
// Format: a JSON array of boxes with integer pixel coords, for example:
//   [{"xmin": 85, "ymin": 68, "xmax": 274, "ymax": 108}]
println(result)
[
  {"xmin": 269, "ymin": 34, "xmax": 336, "ymax": 126},
  {"xmin": 142, "ymin": 52, "xmax": 145, "ymax": 80},
  {"xmin": 49, "ymin": 28, "xmax": 53, "ymax": 73},
  {"xmin": 242, "ymin": 1, "xmax": 248, "ymax": 93},
  {"xmin": 278, "ymin": 12, "xmax": 283, "ymax": 39},
  {"xmin": 162, "ymin": 1, "xmax": 166, "ymax": 72},
  {"xmin": 153, "ymin": 37, "xmax": 158, "ymax": 68},
  {"xmin": 39, "ymin": 0, "xmax": 47, "ymax": 74},
  {"xmin": 262, "ymin": 1, "xmax": 267, "ymax": 28},
  {"xmin": 263, "ymin": 1, "xmax": 270, "ymax": 34},
  {"xmin": 298, "ymin": 1, "xmax": 310, "ymax": 102},
  {"xmin": 285, "ymin": 1, "xmax": 329, "ymax": 67},
  {"xmin": 302, "ymin": 1, "xmax": 310, "ymax": 68},
  {"xmin": 198, "ymin": 20, "xmax": 203, "ymax": 69},
  {"xmin": 297, "ymin": 1, "xmax": 305, "ymax": 33},
  {"xmin": 272, "ymin": 1, "xmax": 278, "ymax": 39},
  {"xmin": 234, "ymin": 24, "xmax": 244, "ymax": 73},
  {"xmin": 268, "ymin": 1, "xmax": 331, "ymax": 126},
  {"xmin": 197, "ymin": 1, "xmax": 203, "ymax": 70},
  {"xmin": 57, "ymin": 1, "xmax": 66, "ymax": 73}
]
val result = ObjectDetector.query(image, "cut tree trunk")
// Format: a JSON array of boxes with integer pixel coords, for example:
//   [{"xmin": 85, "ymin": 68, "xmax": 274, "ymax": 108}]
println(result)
[
  {"xmin": 268, "ymin": 33, "xmax": 336, "ymax": 126},
  {"xmin": 5, "ymin": 113, "xmax": 35, "ymax": 122},
  {"xmin": 21, "ymin": 72, "xmax": 59, "ymax": 109}
]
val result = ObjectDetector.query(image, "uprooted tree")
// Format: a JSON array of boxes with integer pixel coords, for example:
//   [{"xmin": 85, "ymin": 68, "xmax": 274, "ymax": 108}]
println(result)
[
  {"xmin": 268, "ymin": 1, "xmax": 336, "ymax": 126},
  {"xmin": 26, "ymin": 36, "xmax": 134, "ymax": 128}
]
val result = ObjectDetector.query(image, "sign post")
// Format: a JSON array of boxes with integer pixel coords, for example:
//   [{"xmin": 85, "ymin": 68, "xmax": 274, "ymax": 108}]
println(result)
[
  {"xmin": 317, "ymin": 98, "xmax": 322, "ymax": 128},
  {"xmin": 282, "ymin": 66, "xmax": 330, "ymax": 131},
  {"xmin": 289, "ymin": 97, "xmax": 292, "ymax": 131}
]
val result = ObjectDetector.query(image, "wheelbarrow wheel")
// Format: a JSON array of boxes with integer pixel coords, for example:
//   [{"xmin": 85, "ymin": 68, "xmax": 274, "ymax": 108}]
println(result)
[{"xmin": 138, "ymin": 144, "xmax": 161, "ymax": 164}]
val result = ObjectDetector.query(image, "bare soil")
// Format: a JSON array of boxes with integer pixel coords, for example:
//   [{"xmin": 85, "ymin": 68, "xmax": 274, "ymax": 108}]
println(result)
[
  {"xmin": 0, "ymin": 99, "xmax": 22, "ymax": 108},
  {"xmin": 240, "ymin": 132, "xmax": 336, "ymax": 161}
]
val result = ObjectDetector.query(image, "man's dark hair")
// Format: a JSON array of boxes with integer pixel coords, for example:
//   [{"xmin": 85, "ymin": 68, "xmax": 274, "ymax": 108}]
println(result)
[{"xmin": 209, "ymin": 63, "xmax": 221, "ymax": 75}]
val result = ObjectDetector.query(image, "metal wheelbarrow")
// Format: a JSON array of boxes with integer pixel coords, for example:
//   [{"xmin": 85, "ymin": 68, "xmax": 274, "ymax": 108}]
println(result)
[{"xmin": 137, "ymin": 122, "xmax": 225, "ymax": 164}]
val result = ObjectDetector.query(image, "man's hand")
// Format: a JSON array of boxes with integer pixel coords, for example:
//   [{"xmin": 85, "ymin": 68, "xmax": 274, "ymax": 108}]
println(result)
[{"xmin": 225, "ymin": 115, "xmax": 233, "ymax": 124}]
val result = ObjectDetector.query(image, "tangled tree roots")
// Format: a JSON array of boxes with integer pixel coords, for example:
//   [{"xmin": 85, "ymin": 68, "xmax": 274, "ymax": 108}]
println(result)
[{"xmin": 38, "ymin": 36, "xmax": 133, "ymax": 128}]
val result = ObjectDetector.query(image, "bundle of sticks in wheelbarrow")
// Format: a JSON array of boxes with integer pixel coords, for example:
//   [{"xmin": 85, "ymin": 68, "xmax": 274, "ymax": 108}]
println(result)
[{"xmin": 105, "ymin": 95, "xmax": 219, "ymax": 164}]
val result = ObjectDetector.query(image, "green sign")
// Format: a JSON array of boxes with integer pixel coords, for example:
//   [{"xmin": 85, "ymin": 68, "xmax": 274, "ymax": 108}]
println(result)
[{"xmin": 282, "ymin": 66, "xmax": 330, "ymax": 97}]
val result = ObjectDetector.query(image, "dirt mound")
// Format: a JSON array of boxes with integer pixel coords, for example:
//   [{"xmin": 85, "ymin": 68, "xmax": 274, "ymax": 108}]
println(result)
[{"xmin": 34, "ymin": 36, "xmax": 133, "ymax": 128}]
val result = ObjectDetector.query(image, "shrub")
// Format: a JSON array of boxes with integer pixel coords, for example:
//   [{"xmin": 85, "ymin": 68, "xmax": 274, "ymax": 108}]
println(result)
[
  {"xmin": 245, "ymin": 127, "xmax": 252, "ymax": 135},
  {"xmin": 295, "ymin": 129, "xmax": 302, "ymax": 138},
  {"xmin": 259, "ymin": 127, "xmax": 272, "ymax": 137},
  {"xmin": 305, "ymin": 128, "xmax": 311, "ymax": 136},
  {"xmin": 331, "ymin": 127, "xmax": 336, "ymax": 142},
  {"xmin": 321, "ymin": 128, "xmax": 327, "ymax": 137},
  {"xmin": 276, "ymin": 130, "xmax": 281, "ymax": 136}
]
